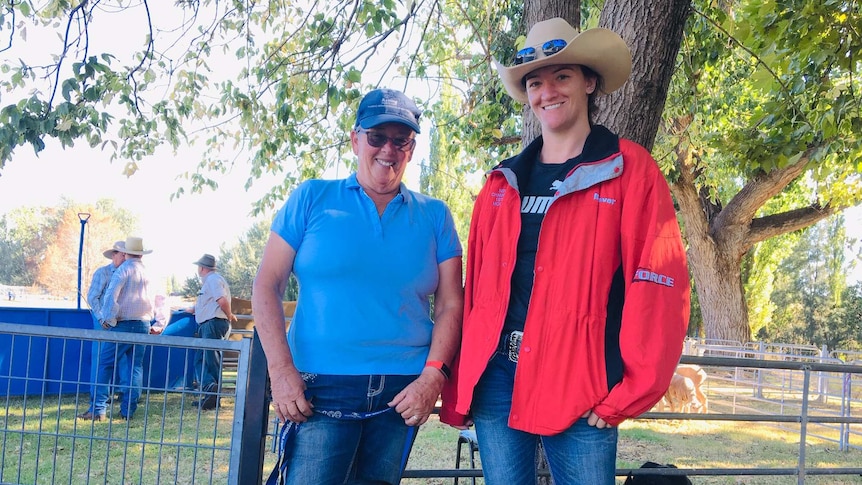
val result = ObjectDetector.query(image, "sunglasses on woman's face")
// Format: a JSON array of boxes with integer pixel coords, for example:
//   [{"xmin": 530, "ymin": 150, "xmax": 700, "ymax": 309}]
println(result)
[
  {"xmin": 356, "ymin": 128, "xmax": 416, "ymax": 152},
  {"xmin": 514, "ymin": 38, "xmax": 568, "ymax": 65}
]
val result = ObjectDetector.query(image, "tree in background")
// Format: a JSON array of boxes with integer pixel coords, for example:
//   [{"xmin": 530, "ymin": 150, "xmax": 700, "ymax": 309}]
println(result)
[
  {"xmin": 38, "ymin": 199, "xmax": 135, "ymax": 295},
  {"xmin": 177, "ymin": 220, "xmax": 298, "ymax": 302},
  {"xmin": 832, "ymin": 282, "xmax": 862, "ymax": 352},
  {"xmin": 0, "ymin": 206, "xmax": 60, "ymax": 286},
  {"xmin": 762, "ymin": 216, "xmax": 855, "ymax": 349},
  {"xmin": 661, "ymin": 0, "xmax": 861, "ymax": 342},
  {"xmin": 743, "ymin": 231, "xmax": 800, "ymax": 340},
  {"xmin": 216, "ymin": 219, "xmax": 280, "ymax": 300},
  {"xmin": 180, "ymin": 275, "xmax": 202, "ymax": 301},
  {"xmin": 0, "ymin": 199, "xmax": 136, "ymax": 297},
  {"xmin": 166, "ymin": 275, "xmax": 183, "ymax": 296},
  {"xmin": 1, "ymin": 0, "xmax": 860, "ymax": 342}
]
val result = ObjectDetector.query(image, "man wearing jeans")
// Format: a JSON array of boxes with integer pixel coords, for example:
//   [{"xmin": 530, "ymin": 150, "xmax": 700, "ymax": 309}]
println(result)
[
  {"xmin": 188, "ymin": 254, "xmax": 237, "ymax": 410},
  {"xmin": 78, "ymin": 236, "xmax": 154, "ymax": 421},
  {"xmin": 85, "ymin": 240, "xmax": 126, "ymax": 399}
]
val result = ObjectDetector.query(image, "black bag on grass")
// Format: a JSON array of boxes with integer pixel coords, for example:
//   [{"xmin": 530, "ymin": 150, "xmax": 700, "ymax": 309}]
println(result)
[{"xmin": 624, "ymin": 461, "xmax": 693, "ymax": 484}]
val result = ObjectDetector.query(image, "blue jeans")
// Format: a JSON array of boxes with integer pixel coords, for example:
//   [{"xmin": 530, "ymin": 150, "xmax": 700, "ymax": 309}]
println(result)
[
  {"xmin": 282, "ymin": 373, "xmax": 418, "ymax": 484},
  {"xmin": 90, "ymin": 315, "xmax": 129, "ymax": 397},
  {"xmin": 472, "ymin": 353, "xmax": 618, "ymax": 485},
  {"xmin": 194, "ymin": 318, "xmax": 231, "ymax": 389},
  {"xmin": 89, "ymin": 320, "xmax": 150, "ymax": 417},
  {"xmin": 160, "ymin": 314, "xmax": 197, "ymax": 389},
  {"xmin": 162, "ymin": 314, "xmax": 197, "ymax": 337}
]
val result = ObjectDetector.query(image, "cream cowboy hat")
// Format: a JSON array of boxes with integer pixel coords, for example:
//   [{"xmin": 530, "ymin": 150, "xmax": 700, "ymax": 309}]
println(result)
[
  {"xmin": 102, "ymin": 240, "xmax": 125, "ymax": 259},
  {"xmin": 493, "ymin": 17, "xmax": 632, "ymax": 104},
  {"xmin": 121, "ymin": 236, "xmax": 153, "ymax": 256}
]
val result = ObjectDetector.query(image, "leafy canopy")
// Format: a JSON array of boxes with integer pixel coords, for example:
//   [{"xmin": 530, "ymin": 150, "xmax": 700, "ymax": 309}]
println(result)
[{"xmin": 0, "ymin": 0, "xmax": 529, "ymax": 216}]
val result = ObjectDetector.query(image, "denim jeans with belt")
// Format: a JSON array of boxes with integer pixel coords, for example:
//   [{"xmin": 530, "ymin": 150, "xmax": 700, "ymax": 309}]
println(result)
[
  {"xmin": 472, "ymin": 351, "xmax": 618, "ymax": 485},
  {"xmin": 280, "ymin": 373, "xmax": 418, "ymax": 485},
  {"xmin": 90, "ymin": 320, "xmax": 150, "ymax": 417},
  {"xmin": 194, "ymin": 317, "xmax": 231, "ymax": 390}
]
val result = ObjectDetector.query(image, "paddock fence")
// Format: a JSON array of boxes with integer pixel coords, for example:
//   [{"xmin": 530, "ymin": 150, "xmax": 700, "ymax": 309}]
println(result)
[
  {"xmin": 0, "ymin": 318, "xmax": 267, "ymax": 485},
  {"xmin": 1, "ymin": 309, "xmax": 862, "ymax": 484}
]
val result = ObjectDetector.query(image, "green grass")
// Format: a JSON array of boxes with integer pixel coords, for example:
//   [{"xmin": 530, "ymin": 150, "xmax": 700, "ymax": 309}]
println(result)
[
  {"xmin": 403, "ymin": 416, "xmax": 862, "ymax": 485},
  {"xmin": 2, "ymin": 394, "xmax": 861, "ymax": 484},
  {"xmin": 616, "ymin": 419, "xmax": 862, "ymax": 484},
  {"xmin": 1, "ymin": 392, "xmax": 234, "ymax": 484}
]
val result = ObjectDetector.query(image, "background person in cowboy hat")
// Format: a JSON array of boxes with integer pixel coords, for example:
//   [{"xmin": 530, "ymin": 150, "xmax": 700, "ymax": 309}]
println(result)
[
  {"xmin": 186, "ymin": 253, "xmax": 237, "ymax": 410},
  {"xmin": 440, "ymin": 17, "xmax": 690, "ymax": 484},
  {"xmin": 85, "ymin": 240, "xmax": 129, "ymax": 403},
  {"xmin": 79, "ymin": 236, "xmax": 155, "ymax": 421}
]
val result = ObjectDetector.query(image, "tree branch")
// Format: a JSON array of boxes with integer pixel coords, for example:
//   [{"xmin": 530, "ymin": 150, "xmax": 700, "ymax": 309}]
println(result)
[
  {"xmin": 665, "ymin": 114, "xmax": 715, "ymax": 239},
  {"xmin": 692, "ymin": 5, "xmax": 812, "ymax": 131},
  {"xmin": 0, "ymin": 2, "xmax": 15, "ymax": 53},
  {"xmin": 49, "ymin": 0, "xmax": 90, "ymax": 111},
  {"xmin": 715, "ymin": 143, "xmax": 821, "ymax": 230},
  {"xmin": 744, "ymin": 203, "xmax": 834, "ymax": 247},
  {"xmin": 670, "ymin": 138, "xmax": 713, "ymax": 242}
]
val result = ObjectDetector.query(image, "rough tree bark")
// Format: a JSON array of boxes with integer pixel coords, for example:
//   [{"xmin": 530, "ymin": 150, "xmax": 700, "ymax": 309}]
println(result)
[{"xmin": 596, "ymin": 0, "xmax": 691, "ymax": 151}]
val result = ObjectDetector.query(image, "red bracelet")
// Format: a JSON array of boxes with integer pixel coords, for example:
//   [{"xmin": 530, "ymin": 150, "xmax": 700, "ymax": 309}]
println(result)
[{"xmin": 425, "ymin": 360, "xmax": 451, "ymax": 380}]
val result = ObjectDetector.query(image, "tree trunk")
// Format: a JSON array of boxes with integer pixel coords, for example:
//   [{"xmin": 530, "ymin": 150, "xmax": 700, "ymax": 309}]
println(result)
[
  {"xmin": 669, "ymin": 132, "xmax": 753, "ymax": 343},
  {"xmin": 597, "ymin": 0, "xmax": 691, "ymax": 150},
  {"xmin": 667, "ymin": 109, "xmax": 835, "ymax": 343},
  {"xmin": 687, "ymin": 236, "xmax": 751, "ymax": 343}
]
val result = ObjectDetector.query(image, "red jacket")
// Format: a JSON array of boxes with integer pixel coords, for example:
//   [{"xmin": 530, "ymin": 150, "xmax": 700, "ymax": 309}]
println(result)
[{"xmin": 440, "ymin": 127, "xmax": 690, "ymax": 434}]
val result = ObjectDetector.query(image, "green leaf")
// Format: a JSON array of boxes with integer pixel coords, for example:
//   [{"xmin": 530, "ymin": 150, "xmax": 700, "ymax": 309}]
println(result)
[{"xmin": 61, "ymin": 79, "xmax": 75, "ymax": 102}]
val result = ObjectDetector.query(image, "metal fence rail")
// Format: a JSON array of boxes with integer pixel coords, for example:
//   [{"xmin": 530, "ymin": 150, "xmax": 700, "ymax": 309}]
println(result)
[
  {"xmin": 0, "ymin": 321, "xmax": 253, "ymax": 485},
  {"xmin": 402, "ymin": 355, "xmax": 862, "ymax": 483},
  {"xmin": 686, "ymin": 341, "xmax": 862, "ymax": 451},
  {"xmin": 653, "ymin": 355, "xmax": 862, "ymax": 483},
  {"xmin": 2, "ymin": 317, "xmax": 862, "ymax": 484}
]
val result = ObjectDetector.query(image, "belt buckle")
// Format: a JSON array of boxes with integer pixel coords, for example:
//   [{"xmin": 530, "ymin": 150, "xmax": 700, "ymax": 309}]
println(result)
[{"xmin": 507, "ymin": 331, "xmax": 523, "ymax": 363}]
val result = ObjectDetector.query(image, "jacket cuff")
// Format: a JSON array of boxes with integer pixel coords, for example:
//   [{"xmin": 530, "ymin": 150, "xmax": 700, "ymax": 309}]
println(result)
[
  {"xmin": 592, "ymin": 403, "xmax": 627, "ymax": 427},
  {"xmin": 439, "ymin": 405, "xmax": 469, "ymax": 427}
]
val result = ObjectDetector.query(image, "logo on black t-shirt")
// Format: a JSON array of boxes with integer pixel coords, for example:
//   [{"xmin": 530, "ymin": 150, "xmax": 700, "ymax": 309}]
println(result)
[
  {"xmin": 519, "ymin": 179, "xmax": 565, "ymax": 215},
  {"xmin": 520, "ymin": 195, "xmax": 553, "ymax": 214}
]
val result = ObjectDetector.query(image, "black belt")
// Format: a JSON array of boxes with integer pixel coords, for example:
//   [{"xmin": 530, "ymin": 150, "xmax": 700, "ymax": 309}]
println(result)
[
  {"xmin": 497, "ymin": 331, "xmax": 524, "ymax": 363},
  {"xmin": 200, "ymin": 317, "xmax": 229, "ymax": 325}
]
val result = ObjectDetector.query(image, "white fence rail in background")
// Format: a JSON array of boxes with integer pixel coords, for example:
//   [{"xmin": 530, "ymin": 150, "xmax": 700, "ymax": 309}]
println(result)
[{"xmin": 682, "ymin": 338, "xmax": 862, "ymax": 452}]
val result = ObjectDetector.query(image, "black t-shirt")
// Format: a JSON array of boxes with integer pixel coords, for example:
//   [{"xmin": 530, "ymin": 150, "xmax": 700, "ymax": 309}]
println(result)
[{"xmin": 502, "ymin": 154, "xmax": 581, "ymax": 335}]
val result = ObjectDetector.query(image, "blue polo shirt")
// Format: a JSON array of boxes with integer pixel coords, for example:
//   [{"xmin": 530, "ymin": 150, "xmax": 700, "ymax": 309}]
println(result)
[{"xmin": 271, "ymin": 174, "xmax": 462, "ymax": 375}]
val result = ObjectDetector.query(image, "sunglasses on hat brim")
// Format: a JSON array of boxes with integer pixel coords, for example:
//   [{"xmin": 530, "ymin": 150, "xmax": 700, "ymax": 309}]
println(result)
[{"xmin": 514, "ymin": 39, "xmax": 568, "ymax": 65}]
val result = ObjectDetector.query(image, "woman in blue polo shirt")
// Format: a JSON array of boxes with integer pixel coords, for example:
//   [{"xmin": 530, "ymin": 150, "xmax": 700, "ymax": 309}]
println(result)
[{"xmin": 253, "ymin": 88, "xmax": 464, "ymax": 484}]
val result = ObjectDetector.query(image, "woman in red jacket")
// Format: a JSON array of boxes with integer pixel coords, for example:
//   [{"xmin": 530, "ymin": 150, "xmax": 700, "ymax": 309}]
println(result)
[{"xmin": 440, "ymin": 17, "xmax": 690, "ymax": 484}]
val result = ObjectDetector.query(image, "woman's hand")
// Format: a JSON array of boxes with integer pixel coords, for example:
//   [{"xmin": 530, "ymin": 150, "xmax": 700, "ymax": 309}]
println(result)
[
  {"xmin": 269, "ymin": 365, "xmax": 313, "ymax": 423},
  {"xmin": 388, "ymin": 367, "xmax": 446, "ymax": 426},
  {"xmin": 582, "ymin": 409, "xmax": 612, "ymax": 428}
]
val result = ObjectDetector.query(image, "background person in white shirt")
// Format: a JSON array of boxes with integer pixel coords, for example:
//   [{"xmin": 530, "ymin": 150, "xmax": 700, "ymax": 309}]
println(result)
[{"xmin": 187, "ymin": 254, "xmax": 237, "ymax": 410}]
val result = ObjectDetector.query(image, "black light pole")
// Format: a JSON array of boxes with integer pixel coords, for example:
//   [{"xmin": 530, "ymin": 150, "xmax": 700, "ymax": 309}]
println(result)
[{"xmin": 77, "ymin": 213, "xmax": 91, "ymax": 309}]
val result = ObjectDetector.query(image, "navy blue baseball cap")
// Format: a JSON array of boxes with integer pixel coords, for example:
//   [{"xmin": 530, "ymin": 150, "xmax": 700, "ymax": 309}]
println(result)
[{"xmin": 354, "ymin": 88, "xmax": 422, "ymax": 133}]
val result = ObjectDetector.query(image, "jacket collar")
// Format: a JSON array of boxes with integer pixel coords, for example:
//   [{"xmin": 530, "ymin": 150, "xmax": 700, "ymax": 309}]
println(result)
[
  {"xmin": 490, "ymin": 125, "xmax": 621, "ymax": 190},
  {"xmin": 497, "ymin": 125, "xmax": 619, "ymax": 169}
]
